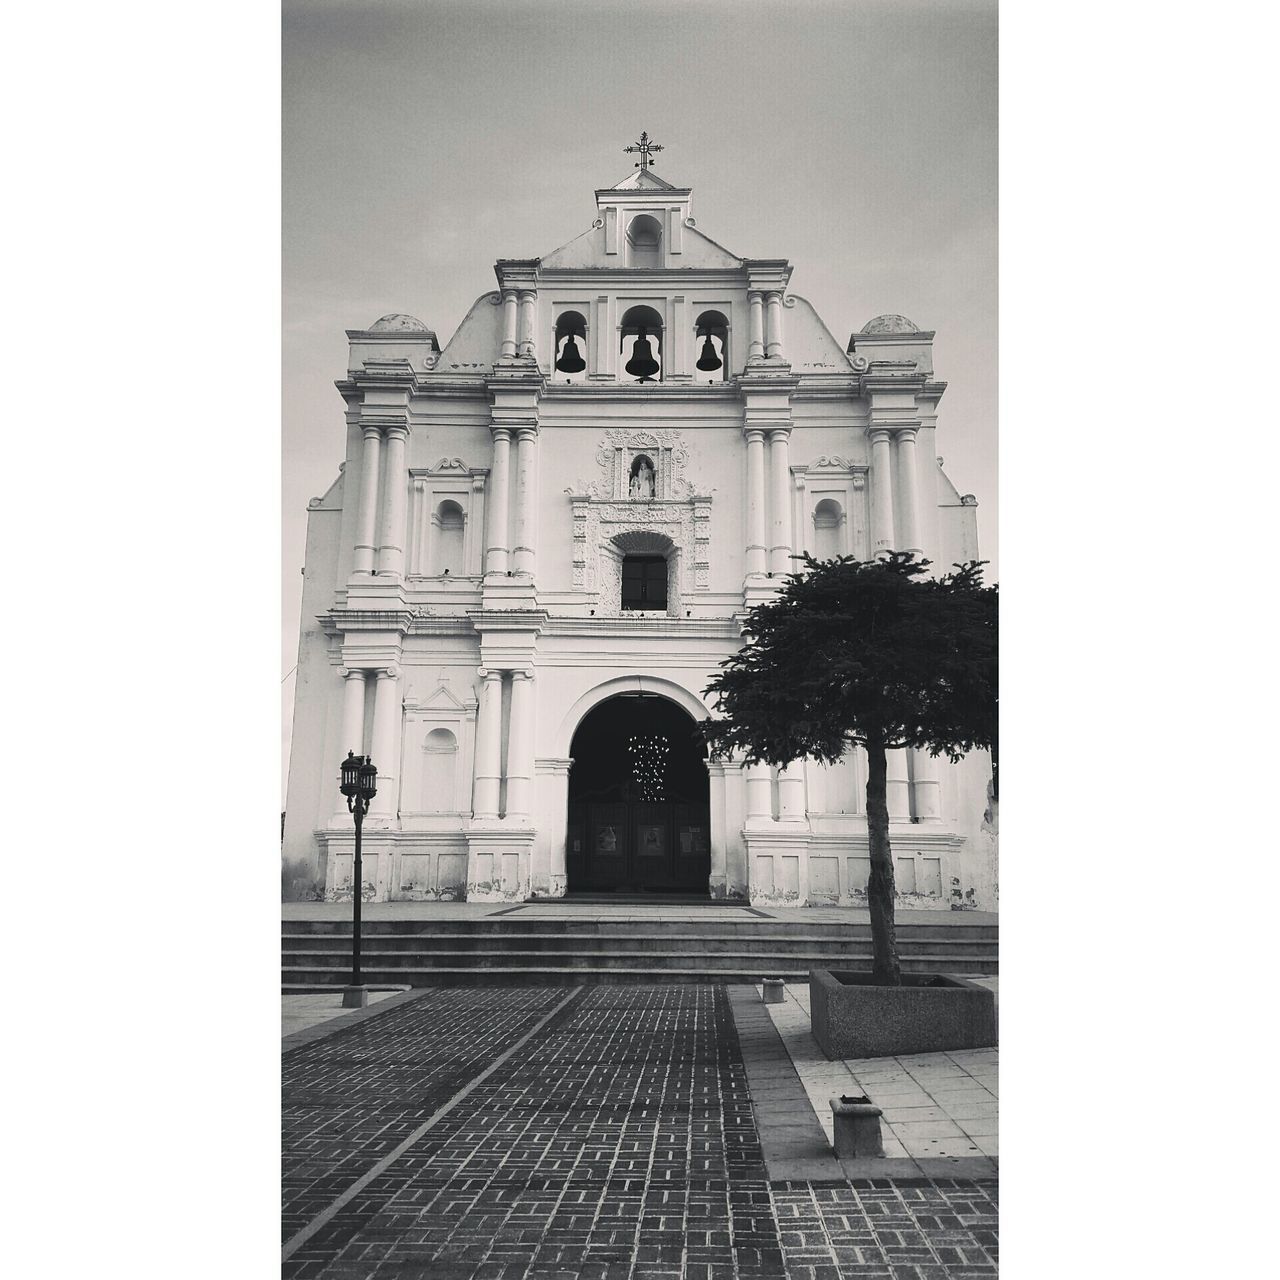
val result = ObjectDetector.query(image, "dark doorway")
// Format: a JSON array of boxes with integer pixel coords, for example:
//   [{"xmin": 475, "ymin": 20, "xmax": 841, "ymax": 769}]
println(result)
[
  {"xmin": 621, "ymin": 554, "xmax": 667, "ymax": 611},
  {"xmin": 566, "ymin": 693, "xmax": 710, "ymax": 895}
]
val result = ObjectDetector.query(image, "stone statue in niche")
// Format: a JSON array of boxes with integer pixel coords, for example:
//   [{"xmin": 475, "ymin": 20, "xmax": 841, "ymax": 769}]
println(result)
[{"xmin": 629, "ymin": 456, "xmax": 655, "ymax": 500}]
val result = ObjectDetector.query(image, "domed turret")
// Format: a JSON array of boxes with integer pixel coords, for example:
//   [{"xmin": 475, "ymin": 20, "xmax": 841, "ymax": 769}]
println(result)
[
  {"xmin": 368, "ymin": 313, "xmax": 430, "ymax": 332},
  {"xmin": 860, "ymin": 313, "xmax": 920, "ymax": 335}
]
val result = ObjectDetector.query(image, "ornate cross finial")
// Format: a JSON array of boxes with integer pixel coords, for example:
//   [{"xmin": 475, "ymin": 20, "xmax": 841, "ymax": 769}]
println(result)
[{"xmin": 624, "ymin": 131, "xmax": 664, "ymax": 171}]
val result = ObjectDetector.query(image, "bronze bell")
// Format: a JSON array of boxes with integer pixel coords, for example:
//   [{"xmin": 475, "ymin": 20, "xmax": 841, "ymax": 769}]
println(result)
[
  {"xmin": 556, "ymin": 333, "xmax": 586, "ymax": 373},
  {"xmin": 625, "ymin": 330, "xmax": 660, "ymax": 381},
  {"xmin": 696, "ymin": 333, "xmax": 723, "ymax": 372}
]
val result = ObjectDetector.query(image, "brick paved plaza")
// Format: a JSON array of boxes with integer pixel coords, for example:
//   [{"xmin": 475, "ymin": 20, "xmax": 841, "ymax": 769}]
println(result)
[{"xmin": 283, "ymin": 985, "xmax": 997, "ymax": 1279}]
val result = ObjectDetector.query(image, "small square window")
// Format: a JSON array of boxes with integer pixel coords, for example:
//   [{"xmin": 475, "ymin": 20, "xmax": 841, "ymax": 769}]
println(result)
[{"xmin": 621, "ymin": 555, "xmax": 667, "ymax": 611}]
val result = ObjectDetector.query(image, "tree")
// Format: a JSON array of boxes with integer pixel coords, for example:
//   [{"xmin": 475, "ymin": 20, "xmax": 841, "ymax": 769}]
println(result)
[{"xmin": 703, "ymin": 553, "xmax": 997, "ymax": 985}]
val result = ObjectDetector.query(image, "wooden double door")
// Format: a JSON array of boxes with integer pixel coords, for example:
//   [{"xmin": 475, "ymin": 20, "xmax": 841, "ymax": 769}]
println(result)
[{"xmin": 567, "ymin": 800, "xmax": 710, "ymax": 894}]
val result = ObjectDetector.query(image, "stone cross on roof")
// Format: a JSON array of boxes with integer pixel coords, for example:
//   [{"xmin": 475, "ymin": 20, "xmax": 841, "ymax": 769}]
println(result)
[{"xmin": 624, "ymin": 131, "xmax": 664, "ymax": 171}]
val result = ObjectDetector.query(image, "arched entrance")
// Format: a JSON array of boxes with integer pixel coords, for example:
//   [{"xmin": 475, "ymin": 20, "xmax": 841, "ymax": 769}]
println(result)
[{"xmin": 566, "ymin": 692, "xmax": 710, "ymax": 895}]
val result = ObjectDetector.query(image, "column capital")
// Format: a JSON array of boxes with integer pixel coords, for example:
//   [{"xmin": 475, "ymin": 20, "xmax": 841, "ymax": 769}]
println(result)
[
  {"xmin": 361, "ymin": 423, "xmax": 383, "ymax": 440},
  {"xmin": 490, "ymin": 425, "xmax": 512, "ymax": 441},
  {"xmin": 743, "ymin": 426, "xmax": 766, "ymax": 443},
  {"xmin": 383, "ymin": 422, "xmax": 410, "ymax": 442},
  {"xmin": 510, "ymin": 668, "xmax": 533, "ymax": 681},
  {"xmin": 868, "ymin": 427, "xmax": 894, "ymax": 444},
  {"xmin": 767, "ymin": 425, "xmax": 792, "ymax": 442},
  {"xmin": 476, "ymin": 667, "xmax": 503, "ymax": 682},
  {"xmin": 893, "ymin": 425, "xmax": 920, "ymax": 442},
  {"xmin": 339, "ymin": 666, "xmax": 365, "ymax": 681},
  {"xmin": 517, "ymin": 288, "xmax": 537, "ymax": 303},
  {"xmin": 765, "ymin": 289, "xmax": 783, "ymax": 303},
  {"xmin": 515, "ymin": 424, "xmax": 539, "ymax": 442},
  {"xmin": 748, "ymin": 289, "xmax": 764, "ymax": 301},
  {"xmin": 376, "ymin": 664, "xmax": 400, "ymax": 681}
]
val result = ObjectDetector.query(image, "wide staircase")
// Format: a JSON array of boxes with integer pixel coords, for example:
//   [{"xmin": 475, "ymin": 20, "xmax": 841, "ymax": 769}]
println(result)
[{"xmin": 281, "ymin": 909, "xmax": 998, "ymax": 988}]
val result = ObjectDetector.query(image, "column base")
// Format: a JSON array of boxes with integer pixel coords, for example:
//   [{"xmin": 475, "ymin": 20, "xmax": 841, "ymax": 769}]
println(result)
[
  {"xmin": 465, "ymin": 826, "xmax": 535, "ymax": 902},
  {"xmin": 743, "ymin": 827, "xmax": 812, "ymax": 906},
  {"xmin": 481, "ymin": 577, "xmax": 539, "ymax": 609}
]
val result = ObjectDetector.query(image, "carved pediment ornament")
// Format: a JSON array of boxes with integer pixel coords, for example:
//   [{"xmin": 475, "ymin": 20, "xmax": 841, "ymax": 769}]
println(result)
[{"xmin": 567, "ymin": 428, "xmax": 697, "ymax": 501}]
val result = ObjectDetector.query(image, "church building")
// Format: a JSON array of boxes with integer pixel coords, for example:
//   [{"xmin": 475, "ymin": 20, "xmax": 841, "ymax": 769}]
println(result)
[{"xmin": 282, "ymin": 142, "xmax": 996, "ymax": 910}]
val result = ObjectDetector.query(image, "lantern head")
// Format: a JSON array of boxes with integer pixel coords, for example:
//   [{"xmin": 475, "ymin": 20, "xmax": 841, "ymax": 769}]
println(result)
[{"xmin": 339, "ymin": 750, "xmax": 364, "ymax": 798}]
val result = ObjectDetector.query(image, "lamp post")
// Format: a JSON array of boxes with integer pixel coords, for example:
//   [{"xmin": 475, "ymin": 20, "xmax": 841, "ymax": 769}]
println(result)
[{"xmin": 339, "ymin": 750, "xmax": 378, "ymax": 1008}]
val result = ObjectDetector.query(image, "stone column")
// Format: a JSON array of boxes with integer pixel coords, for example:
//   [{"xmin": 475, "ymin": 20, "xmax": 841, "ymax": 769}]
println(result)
[
  {"xmin": 887, "ymin": 748, "xmax": 911, "ymax": 821},
  {"xmin": 518, "ymin": 290, "xmax": 537, "ymax": 356},
  {"xmin": 505, "ymin": 670, "xmax": 535, "ymax": 821},
  {"xmin": 768, "ymin": 427, "xmax": 793, "ymax": 575},
  {"xmin": 895, "ymin": 427, "xmax": 923, "ymax": 556},
  {"xmin": 472, "ymin": 669, "xmax": 504, "ymax": 820},
  {"xmin": 332, "ymin": 668, "xmax": 367, "ymax": 818},
  {"xmin": 485, "ymin": 427, "xmax": 512, "ymax": 575},
  {"xmin": 911, "ymin": 749, "xmax": 942, "ymax": 821},
  {"xmin": 370, "ymin": 666, "xmax": 402, "ymax": 819},
  {"xmin": 707, "ymin": 760, "xmax": 728, "ymax": 897},
  {"xmin": 745, "ymin": 762, "xmax": 773, "ymax": 822},
  {"xmin": 534, "ymin": 758, "xmax": 573, "ymax": 897},
  {"xmin": 376, "ymin": 424, "xmax": 409, "ymax": 579},
  {"xmin": 512, "ymin": 426, "xmax": 538, "ymax": 577},
  {"xmin": 500, "ymin": 290, "xmax": 519, "ymax": 358},
  {"xmin": 777, "ymin": 764, "xmax": 806, "ymax": 821},
  {"xmin": 748, "ymin": 292, "xmax": 765, "ymax": 360},
  {"xmin": 869, "ymin": 428, "xmax": 895, "ymax": 558},
  {"xmin": 765, "ymin": 291, "xmax": 785, "ymax": 359},
  {"xmin": 351, "ymin": 426, "xmax": 382, "ymax": 578},
  {"xmin": 744, "ymin": 427, "xmax": 768, "ymax": 578}
]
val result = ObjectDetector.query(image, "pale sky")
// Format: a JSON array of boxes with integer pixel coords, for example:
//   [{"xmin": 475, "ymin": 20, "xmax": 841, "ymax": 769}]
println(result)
[{"xmin": 282, "ymin": 0, "xmax": 998, "ymax": 791}]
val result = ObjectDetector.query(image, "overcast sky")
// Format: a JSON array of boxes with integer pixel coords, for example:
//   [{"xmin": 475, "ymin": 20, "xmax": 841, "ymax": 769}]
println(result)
[{"xmin": 282, "ymin": 0, "xmax": 997, "ymax": 791}]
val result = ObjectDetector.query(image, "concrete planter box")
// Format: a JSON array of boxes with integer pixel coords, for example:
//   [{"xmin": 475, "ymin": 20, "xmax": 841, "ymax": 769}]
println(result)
[{"xmin": 810, "ymin": 969, "xmax": 997, "ymax": 1059}]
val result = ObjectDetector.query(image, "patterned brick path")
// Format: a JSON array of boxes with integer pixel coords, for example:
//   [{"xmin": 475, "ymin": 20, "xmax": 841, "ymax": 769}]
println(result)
[{"xmin": 282, "ymin": 985, "xmax": 997, "ymax": 1279}]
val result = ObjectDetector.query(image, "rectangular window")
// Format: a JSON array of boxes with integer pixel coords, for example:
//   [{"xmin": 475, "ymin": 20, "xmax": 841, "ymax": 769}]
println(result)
[{"xmin": 621, "ymin": 555, "xmax": 667, "ymax": 611}]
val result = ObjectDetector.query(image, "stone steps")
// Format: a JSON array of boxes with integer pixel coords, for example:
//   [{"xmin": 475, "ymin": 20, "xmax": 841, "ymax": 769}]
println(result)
[
  {"xmin": 282, "ymin": 920, "xmax": 999, "ymax": 940},
  {"xmin": 283, "ymin": 936, "xmax": 994, "ymax": 958},
  {"xmin": 281, "ymin": 918, "xmax": 997, "ymax": 985}
]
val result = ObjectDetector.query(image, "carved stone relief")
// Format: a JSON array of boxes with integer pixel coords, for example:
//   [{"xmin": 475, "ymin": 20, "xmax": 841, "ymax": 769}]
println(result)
[{"xmin": 565, "ymin": 429, "xmax": 712, "ymax": 616}]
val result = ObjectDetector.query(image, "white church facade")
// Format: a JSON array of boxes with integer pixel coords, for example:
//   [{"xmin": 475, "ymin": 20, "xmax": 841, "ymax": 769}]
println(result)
[{"xmin": 282, "ymin": 156, "xmax": 996, "ymax": 911}]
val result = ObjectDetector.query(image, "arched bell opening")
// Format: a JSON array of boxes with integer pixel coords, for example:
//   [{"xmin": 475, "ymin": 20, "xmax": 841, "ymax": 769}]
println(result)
[
  {"xmin": 619, "ymin": 304, "xmax": 664, "ymax": 383},
  {"xmin": 694, "ymin": 309, "xmax": 729, "ymax": 382},
  {"xmin": 553, "ymin": 310, "xmax": 588, "ymax": 380},
  {"xmin": 626, "ymin": 213, "xmax": 663, "ymax": 268},
  {"xmin": 565, "ymin": 692, "xmax": 710, "ymax": 895}
]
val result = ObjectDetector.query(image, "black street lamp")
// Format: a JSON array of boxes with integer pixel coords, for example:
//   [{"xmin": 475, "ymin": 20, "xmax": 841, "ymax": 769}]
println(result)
[{"xmin": 339, "ymin": 750, "xmax": 378, "ymax": 1008}]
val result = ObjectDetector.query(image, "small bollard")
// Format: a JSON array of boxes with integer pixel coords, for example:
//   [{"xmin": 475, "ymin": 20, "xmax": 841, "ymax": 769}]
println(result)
[
  {"xmin": 762, "ymin": 977, "xmax": 785, "ymax": 1004},
  {"xmin": 830, "ymin": 1094, "xmax": 885, "ymax": 1159}
]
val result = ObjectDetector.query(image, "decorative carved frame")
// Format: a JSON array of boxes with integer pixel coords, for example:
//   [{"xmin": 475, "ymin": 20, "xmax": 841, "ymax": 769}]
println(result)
[
  {"xmin": 566, "ymin": 430, "xmax": 712, "ymax": 617},
  {"xmin": 399, "ymin": 680, "xmax": 478, "ymax": 817},
  {"xmin": 408, "ymin": 462, "xmax": 489, "ymax": 578},
  {"xmin": 791, "ymin": 455, "xmax": 870, "ymax": 561}
]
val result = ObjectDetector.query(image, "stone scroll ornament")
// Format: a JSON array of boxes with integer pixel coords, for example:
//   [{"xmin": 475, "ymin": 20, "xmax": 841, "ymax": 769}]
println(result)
[{"xmin": 564, "ymin": 429, "xmax": 712, "ymax": 615}]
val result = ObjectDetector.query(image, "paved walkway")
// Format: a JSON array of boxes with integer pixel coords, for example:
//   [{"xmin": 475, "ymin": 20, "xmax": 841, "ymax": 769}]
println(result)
[
  {"xmin": 283, "ymin": 991, "xmax": 404, "ymax": 1038},
  {"xmin": 762, "ymin": 984, "xmax": 998, "ymax": 1166},
  {"xmin": 283, "ymin": 985, "xmax": 997, "ymax": 1279}
]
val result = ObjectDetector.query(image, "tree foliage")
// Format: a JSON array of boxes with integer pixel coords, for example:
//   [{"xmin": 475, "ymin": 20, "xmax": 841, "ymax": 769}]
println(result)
[
  {"xmin": 703, "ymin": 553, "xmax": 997, "ymax": 766},
  {"xmin": 703, "ymin": 553, "xmax": 997, "ymax": 985}
]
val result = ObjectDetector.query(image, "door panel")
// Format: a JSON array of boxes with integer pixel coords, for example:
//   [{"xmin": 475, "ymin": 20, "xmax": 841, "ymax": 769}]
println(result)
[
  {"xmin": 632, "ymin": 802, "xmax": 672, "ymax": 889},
  {"xmin": 586, "ymin": 803, "xmax": 628, "ymax": 890},
  {"xmin": 674, "ymin": 803, "xmax": 711, "ymax": 889}
]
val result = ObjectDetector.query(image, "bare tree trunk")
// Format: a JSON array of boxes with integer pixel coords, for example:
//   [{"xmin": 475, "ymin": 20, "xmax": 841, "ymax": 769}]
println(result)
[{"xmin": 864, "ymin": 738, "xmax": 902, "ymax": 986}]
